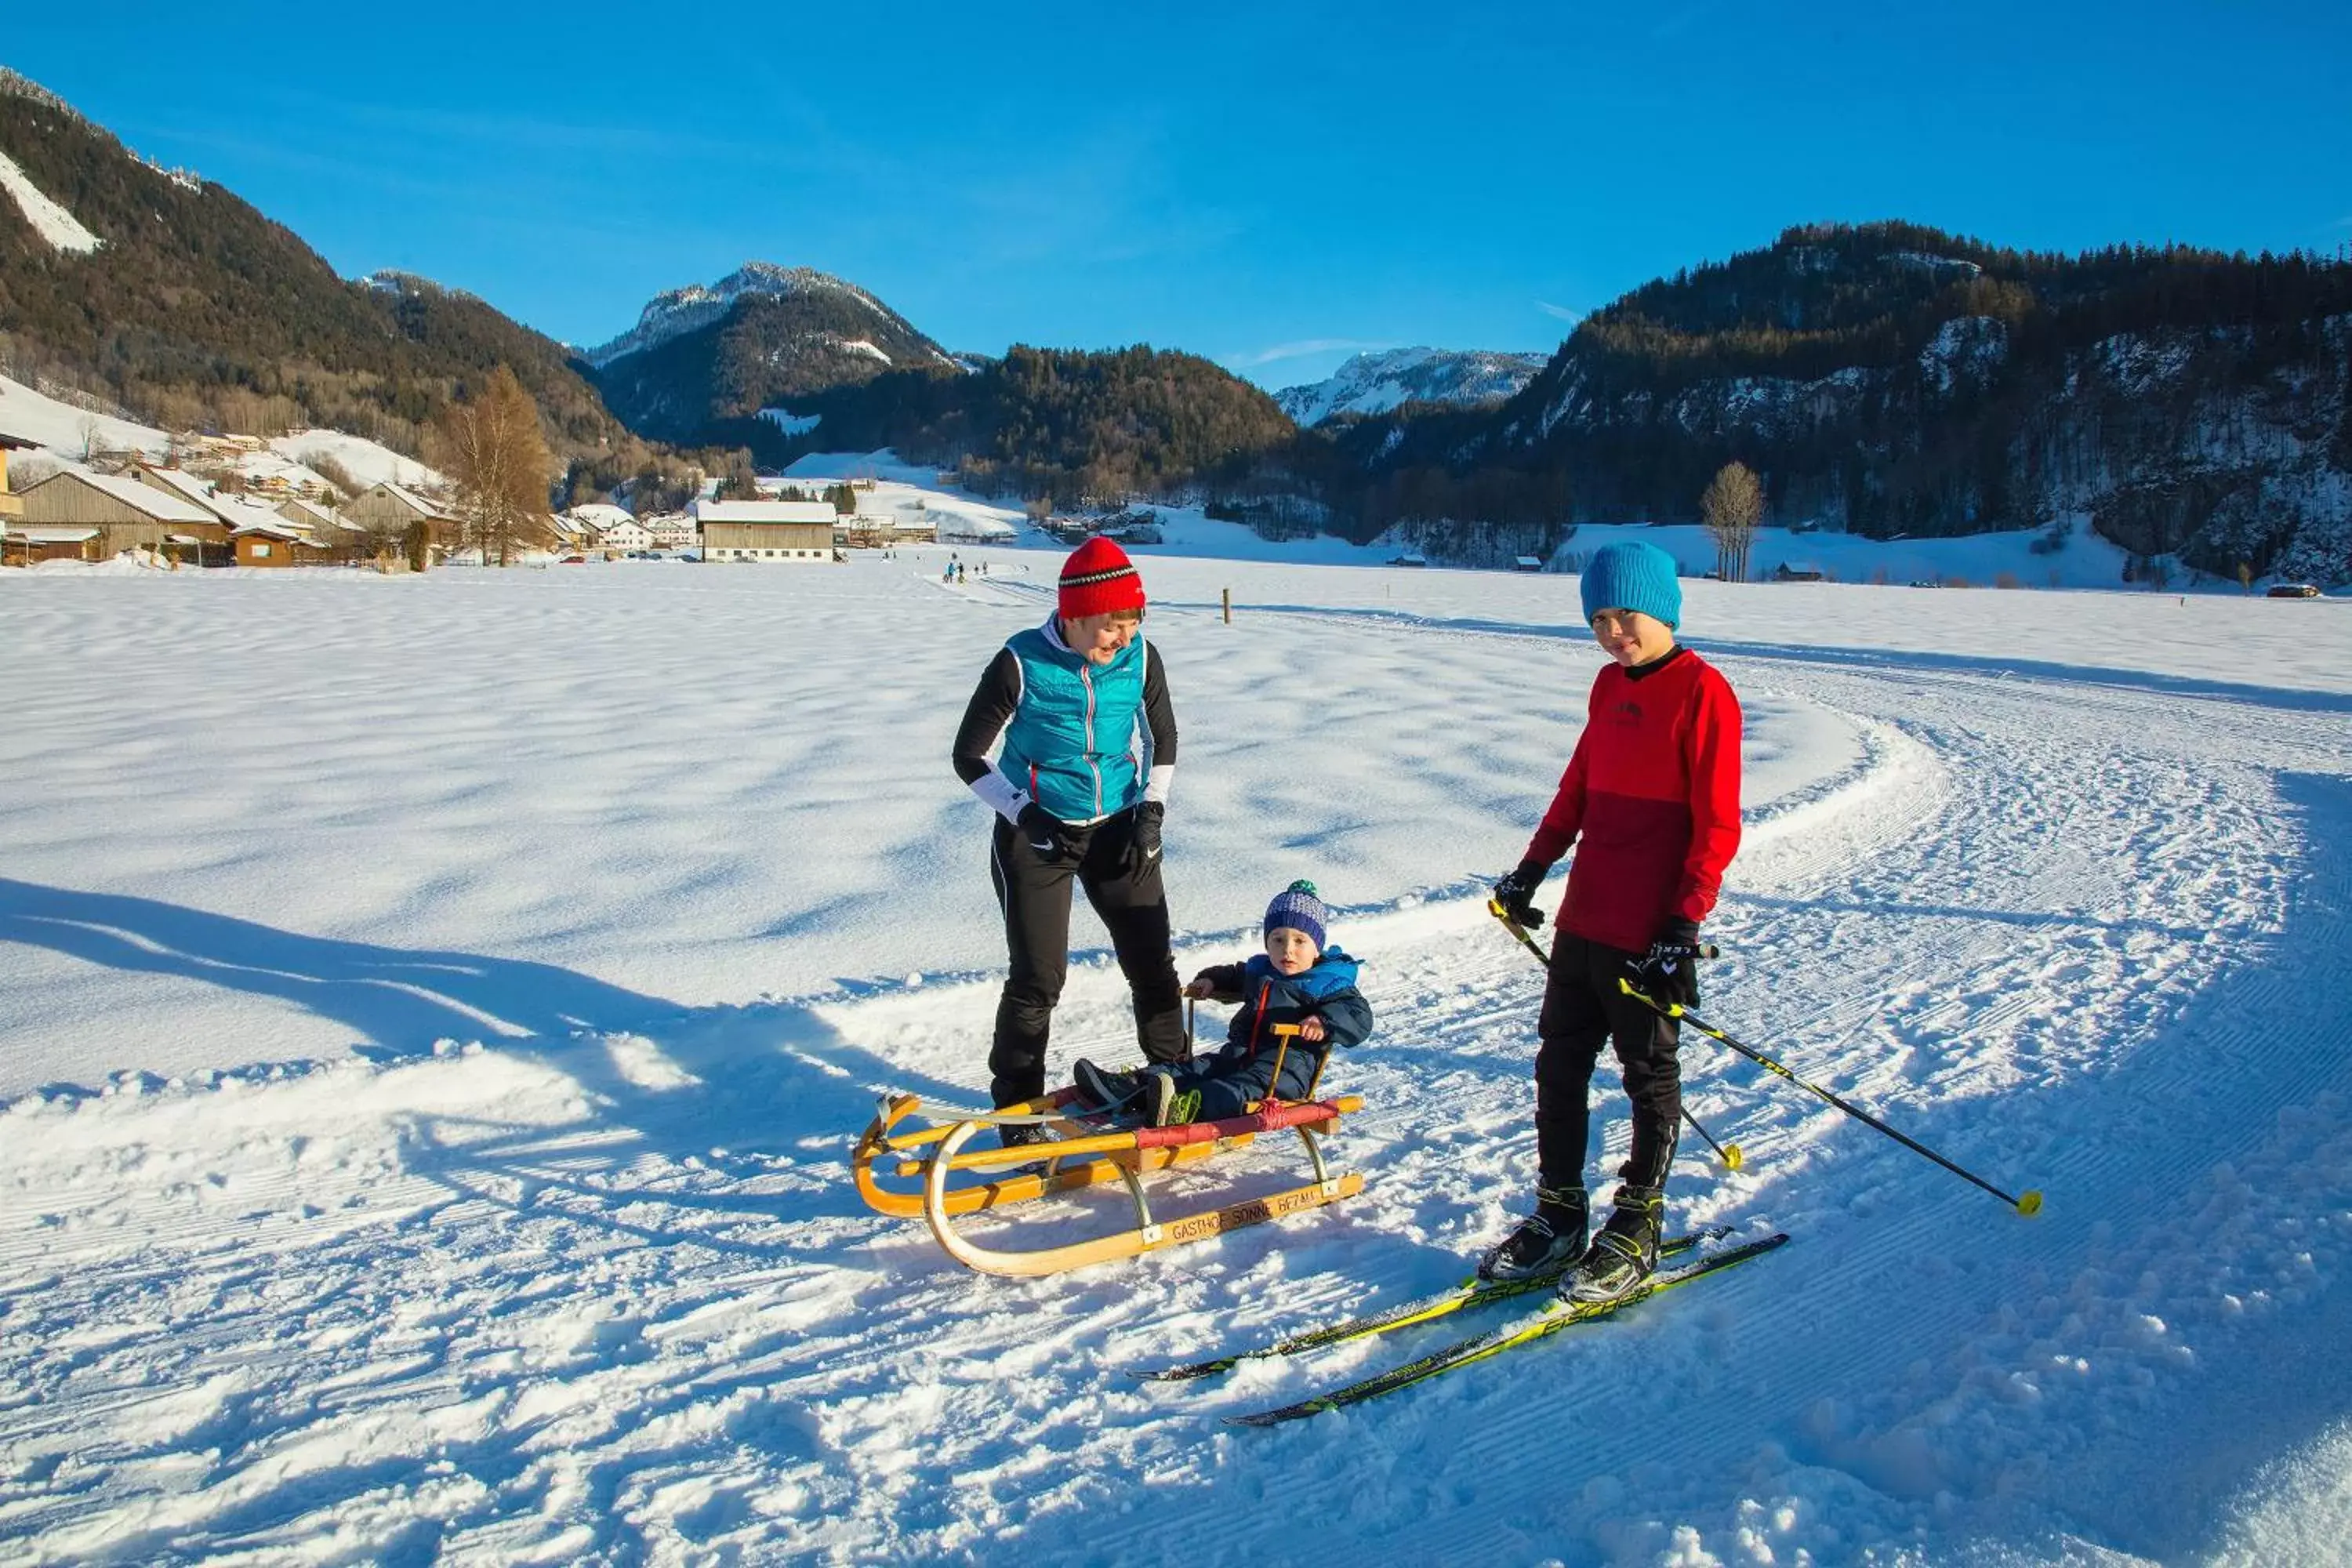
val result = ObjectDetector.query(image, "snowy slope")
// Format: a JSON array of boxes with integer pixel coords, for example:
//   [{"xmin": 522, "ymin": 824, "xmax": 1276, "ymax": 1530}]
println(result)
[
  {"xmin": 0, "ymin": 149, "xmax": 102, "ymax": 253},
  {"xmin": 1274, "ymin": 347, "xmax": 1550, "ymax": 426},
  {"xmin": 0, "ymin": 376, "xmax": 440, "ymax": 501},
  {"xmin": 270, "ymin": 427, "xmax": 446, "ymax": 492},
  {"xmin": 2, "ymin": 556, "xmax": 2349, "ymax": 1563},
  {"xmin": 0, "ymin": 374, "xmax": 168, "ymax": 459}
]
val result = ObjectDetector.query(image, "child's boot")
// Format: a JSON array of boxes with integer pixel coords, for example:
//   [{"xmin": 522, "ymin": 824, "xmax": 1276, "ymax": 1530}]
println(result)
[
  {"xmin": 1564, "ymin": 1183, "xmax": 1664, "ymax": 1303},
  {"xmin": 1073, "ymin": 1058, "xmax": 1141, "ymax": 1112},
  {"xmin": 1477, "ymin": 1185, "xmax": 1587, "ymax": 1281}
]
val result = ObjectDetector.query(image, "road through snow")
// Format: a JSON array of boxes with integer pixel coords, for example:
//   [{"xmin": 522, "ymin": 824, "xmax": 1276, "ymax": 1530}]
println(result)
[{"xmin": 2, "ymin": 557, "xmax": 2348, "ymax": 1564}]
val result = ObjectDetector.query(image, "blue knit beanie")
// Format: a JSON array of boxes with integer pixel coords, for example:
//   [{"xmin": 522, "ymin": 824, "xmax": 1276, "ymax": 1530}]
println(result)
[
  {"xmin": 1264, "ymin": 880, "xmax": 1329, "ymax": 951},
  {"xmin": 1581, "ymin": 541, "xmax": 1682, "ymax": 630}
]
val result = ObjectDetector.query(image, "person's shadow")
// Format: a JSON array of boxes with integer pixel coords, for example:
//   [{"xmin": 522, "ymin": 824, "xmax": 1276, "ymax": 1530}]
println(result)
[{"xmin": 0, "ymin": 877, "xmax": 973, "ymax": 1243}]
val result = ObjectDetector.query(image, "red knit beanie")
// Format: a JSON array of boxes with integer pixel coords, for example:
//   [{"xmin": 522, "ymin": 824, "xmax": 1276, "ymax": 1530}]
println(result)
[{"xmin": 1058, "ymin": 536, "xmax": 1146, "ymax": 619}]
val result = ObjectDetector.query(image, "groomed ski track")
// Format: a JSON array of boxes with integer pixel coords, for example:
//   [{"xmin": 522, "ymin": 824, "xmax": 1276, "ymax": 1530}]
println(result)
[{"xmin": 3, "ymin": 570, "xmax": 2350, "ymax": 1564}]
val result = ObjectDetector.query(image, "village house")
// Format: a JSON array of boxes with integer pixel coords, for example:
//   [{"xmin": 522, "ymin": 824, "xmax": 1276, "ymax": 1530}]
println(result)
[
  {"xmin": 274, "ymin": 496, "xmax": 372, "ymax": 564},
  {"xmin": 598, "ymin": 515, "xmax": 656, "ymax": 554},
  {"xmin": 230, "ymin": 517, "xmax": 329, "ymax": 567},
  {"xmin": 641, "ymin": 511, "xmax": 698, "ymax": 550},
  {"xmin": 16, "ymin": 468, "xmax": 227, "ymax": 561},
  {"xmin": 691, "ymin": 499, "xmax": 838, "ymax": 562},
  {"xmin": 547, "ymin": 511, "xmax": 595, "ymax": 557},
  {"xmin": 343, "ymin": 481, "xmax": 460, "ymax": 553},
  {"xmin": 0, "ymin": 434, "xmax": 103, "ymax": 566}
]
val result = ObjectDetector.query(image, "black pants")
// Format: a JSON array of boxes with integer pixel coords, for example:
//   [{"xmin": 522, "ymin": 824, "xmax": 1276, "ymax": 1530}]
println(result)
[
  {"xmin": 1534, "ymin": 933, "xmax": 1682, "ymax": 1193},
  {"xmin": 988, "ymin": 810, "xmax": 1187, "ymax": 1106}
]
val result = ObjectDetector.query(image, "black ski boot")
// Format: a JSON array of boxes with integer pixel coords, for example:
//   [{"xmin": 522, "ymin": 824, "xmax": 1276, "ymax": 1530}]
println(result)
[
  {"xmin": 994, "ymin": 1119, "xmax": 1061, "ymax": 1176},
  {"xmin": 1073, "ymin": 1058, "xmax": 1142, "ymax": 1112},
  {"xmin": 1565, "ymin": 1183, "xmax": 1664, "ymax": 1303},
  {"xmin": 1476, "ymin": 1186, "xmax": 1588, "ymax": 1282}
]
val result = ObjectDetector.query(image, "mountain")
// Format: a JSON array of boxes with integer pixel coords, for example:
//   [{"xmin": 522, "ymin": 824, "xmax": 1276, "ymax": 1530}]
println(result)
[
  {"xmin": 739, "ymin": 343, "xmax": 1298, "ymax": 506},
  {"xmin": 1300, "ymin": 223, "xmax": 2352, "ymax": 583},
  {"xmin": 586, "ymin": 263, "xmax": 956, "ymax": 443},
  {"xmin": 0, "ymin": 69, "xmax": 663, "ymax": 495},
  {"xmin": 1272, "ymin": 347, "xmax": 1550, "ymax": 426}
]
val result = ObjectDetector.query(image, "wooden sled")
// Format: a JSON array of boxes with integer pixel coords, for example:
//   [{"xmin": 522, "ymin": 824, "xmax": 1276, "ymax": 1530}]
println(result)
[{"xmin": 851, "ymin": 1025, "xmax": 1366, "ymax": 1277}]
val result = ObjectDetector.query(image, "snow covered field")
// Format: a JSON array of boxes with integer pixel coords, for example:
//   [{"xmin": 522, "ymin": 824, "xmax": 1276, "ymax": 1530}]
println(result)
[{"xmin": 3, "ymin": 550, "xmax": 2350, "ymax": 1564}]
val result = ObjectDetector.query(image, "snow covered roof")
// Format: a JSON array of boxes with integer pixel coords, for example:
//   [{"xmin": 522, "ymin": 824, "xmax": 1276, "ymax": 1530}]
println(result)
[
  {"xmin": 366, "ymin": 481, "xmax": 456, "ymax": 520},
  {"xmin": 216, "ymin": 494, "xmax": 306, "ymax": 534},
  {"xmin": 691, "ymin": 499, "xmax": 837, "ymax": 525},
  {"xmin": 31, "ymin": 470, "xmax": 216, "ymax": 524},
  {"xmin": 274, "ymin": 496, "xmax": 353, "ymax": 531},
  {"xmin": 7, "ymin": 527, "xmax": 98, "ymax": 543},
  {"xmin": 564, "ymin": 503, "xmax": 637, "ymax": 528},
  {"xmin": 133, "ymin": 464, "xmax": 237, "ymax": 521}
]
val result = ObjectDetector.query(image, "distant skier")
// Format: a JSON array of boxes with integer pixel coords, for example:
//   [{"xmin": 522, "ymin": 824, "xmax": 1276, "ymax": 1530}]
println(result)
[
  {"xmin": 952, "ymin": 536, "xmax": 1185, "ymax": 1145},
  {"xmin": 1075, "ymin": 881, "xmax": 1372, "ymax": 1125},
  {"xmin": 1481, "ymin": 540, "xmax": 1744, "ymax": 1302}
]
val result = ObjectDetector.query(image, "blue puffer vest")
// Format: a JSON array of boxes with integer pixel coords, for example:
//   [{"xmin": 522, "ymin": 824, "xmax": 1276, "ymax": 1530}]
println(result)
[{"xmin": 999, "ymin": 620, "xmax": 1149, "ymax": 823}]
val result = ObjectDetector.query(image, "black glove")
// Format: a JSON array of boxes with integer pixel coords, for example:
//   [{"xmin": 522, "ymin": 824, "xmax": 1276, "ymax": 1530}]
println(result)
[
  {"xmin": 1016, "ymin": 801, "xmax": 1079, "ymax": 859},
  {"xmin": 1630, "ymin": 918, "xmax": 1704, "ymax": 1008},
  {"xmin": 1491, "ymin": 859, "xmax": 1551, "ymax": 928},
  {"xmin": 1123, "ymin": 800, "xmax": 1164, "ymax": 874}
]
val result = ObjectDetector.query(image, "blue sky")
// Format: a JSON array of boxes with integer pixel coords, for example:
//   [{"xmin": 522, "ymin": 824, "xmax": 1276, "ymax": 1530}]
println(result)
[{"xmin": 9, "ymin": 2, "xmax": 2348, "ymax": 389}]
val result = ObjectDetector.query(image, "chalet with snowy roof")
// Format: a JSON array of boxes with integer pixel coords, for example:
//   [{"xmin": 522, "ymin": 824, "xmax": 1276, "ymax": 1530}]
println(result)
[
  {"xmin": 272, "ymin": 494, "xmax": 354, "ymax": 536},
  {"xmin": 691, "ymin": 499, "xmax": 838, "ymax": 562},
  {"xmin": 16, "ymin": 469, "xmax": 226, "ymax": 559},
  {"xmin": 131, "ymin": 462, "xmax": 243, "ymax": 526},
  {"xmin": 343, "ymin": 480, "xmax": 459, "ymax": 546},
  {"xmin": 643, "ymin": 512, "xmax": 698, "ymax": 550},
  {"xmin": 230, "ymin": 516, "xmax": 328, "ymax": 567},
  {"xmin": 598, "ymin": 515, "xmax": 655, "ymax": 554}
]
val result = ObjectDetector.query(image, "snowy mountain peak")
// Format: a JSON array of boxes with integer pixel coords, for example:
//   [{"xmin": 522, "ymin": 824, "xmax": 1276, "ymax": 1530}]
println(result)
[
  {"xmin": 585, "ymin": 263, "xmax": 894, "ymax": 368},
  {"xmin": 1274, "ymin": 347, "xmax": 1551, "ymax": 426}
]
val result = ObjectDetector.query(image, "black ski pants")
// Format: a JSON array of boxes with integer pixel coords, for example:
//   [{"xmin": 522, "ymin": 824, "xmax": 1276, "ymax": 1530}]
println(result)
[
  {"xmin": 988, "ymin": 809, "xmax": 1187, "ymax": 1106},
  {"xmin": 1534, "ymin": 932, "xmax": 1682, "ymax": 1195}
]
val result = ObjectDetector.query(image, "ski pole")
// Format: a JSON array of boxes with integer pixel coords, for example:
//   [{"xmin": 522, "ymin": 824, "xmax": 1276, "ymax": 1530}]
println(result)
[
  {"xmin": 1486, "ymin": 898, "xmax": 1744, "ymax": 1172},
  {"xmin": 1620, "ymin": 979, "xmax": 2043, "ymax": 1216}
]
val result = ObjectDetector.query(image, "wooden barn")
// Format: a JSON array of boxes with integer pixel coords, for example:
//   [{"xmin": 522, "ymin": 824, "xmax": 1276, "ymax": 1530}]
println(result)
[
  {"xmin": 692, "ymin": 499, "xmax": 839, "ymax": 562},
  {"xmin": 344, "ymin": 481, "xmax": 459, "ymax": 550},
  {"xmin": 16, "ymin": 469, "xmax": 226, "ymax": 558}
]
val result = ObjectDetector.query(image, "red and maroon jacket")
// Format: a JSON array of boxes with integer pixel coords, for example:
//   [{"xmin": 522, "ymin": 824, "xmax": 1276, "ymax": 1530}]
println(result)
[{"xmin": 1526, "ymin": 646, "xmax": 1743, "ymax": 954}]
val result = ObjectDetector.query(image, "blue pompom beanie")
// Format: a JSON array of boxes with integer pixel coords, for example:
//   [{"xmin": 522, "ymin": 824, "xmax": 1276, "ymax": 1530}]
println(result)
[
  {"xmin": 1581, "ymin": 541, "xmax": 1683, "ymax": 630},
  {"xmin": 1264, "ymin": 880, "xmax": 1329, "ymax": 951}
]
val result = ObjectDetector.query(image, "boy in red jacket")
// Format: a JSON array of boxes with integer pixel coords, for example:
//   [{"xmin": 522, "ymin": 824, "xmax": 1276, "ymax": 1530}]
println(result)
[{"xmin": 1481, "ymin": 539, "xmax": 1743, "ymax": 1303}]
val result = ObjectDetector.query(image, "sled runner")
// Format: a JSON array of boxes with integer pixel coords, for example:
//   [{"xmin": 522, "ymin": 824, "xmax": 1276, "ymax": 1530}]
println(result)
[{"xmin": 851, "ymin": 1025, "xmax": 1365, "ymax": 1276}]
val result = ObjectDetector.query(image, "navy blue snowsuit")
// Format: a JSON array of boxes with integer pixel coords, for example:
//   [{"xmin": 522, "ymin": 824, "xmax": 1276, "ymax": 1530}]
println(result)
[{"xmin": 1171, "ymin": 949, "xmax": 1373, "ymax": 1120}]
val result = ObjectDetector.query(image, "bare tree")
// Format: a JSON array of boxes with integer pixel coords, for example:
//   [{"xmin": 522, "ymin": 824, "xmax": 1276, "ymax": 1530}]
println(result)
[
  {"xmin": 1700, "ymin": 461, "xmax": 1763, "ymax": 583},
  {"xmin": 434, "ymin": 367, "xmax": 554, "ymax": 567}
]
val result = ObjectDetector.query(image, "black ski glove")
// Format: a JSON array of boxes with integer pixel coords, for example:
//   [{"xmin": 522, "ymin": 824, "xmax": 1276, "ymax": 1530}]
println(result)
[
  {"xmin": 1123, "ymin": 800, "xmax": 1164, "ymax": 874},
  {"xmin": 1492, "ymin": 859, "xmax": 1552, "ymax": 929},
  {"xmin": 1630, "ymin": 917, "xmax": 1704, "ymax": 1009},
  {"xmin": 1016, "ymin": 801, "xmax": 1080, "ymax": 860}
]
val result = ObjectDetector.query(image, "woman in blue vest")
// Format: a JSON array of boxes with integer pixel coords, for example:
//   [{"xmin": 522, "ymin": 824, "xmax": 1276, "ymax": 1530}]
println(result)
[{"xmin": 952, "ymin": 537, "xmax": 1185, "ymax": 1138}]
